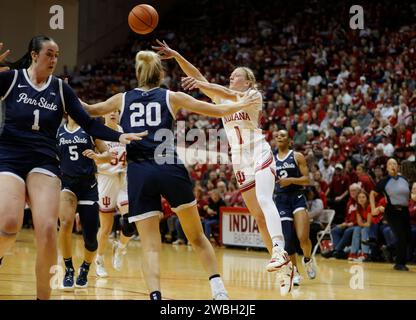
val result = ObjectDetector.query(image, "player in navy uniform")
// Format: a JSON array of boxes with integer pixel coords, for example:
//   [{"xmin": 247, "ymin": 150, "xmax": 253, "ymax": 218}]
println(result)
[
  {"xmin": 0, "ymin": 36, "xmax": 146, "ymax": 299},
  {"xmin": 82, "ymin": 50, "xmax": 259, "ymax": 300},
  {"xmin": 58, "ymin": 115, "xmax": 111, "ymax": 289},
  {"xmin": 274, "ymin": 129, "xmax": 317, "ymax": 284}
]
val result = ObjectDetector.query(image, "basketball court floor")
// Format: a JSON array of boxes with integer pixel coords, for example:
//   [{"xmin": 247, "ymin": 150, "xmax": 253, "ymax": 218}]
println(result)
[{"xmin": 1, "ymin": 229, "xmax": 415, "ymax": 300}]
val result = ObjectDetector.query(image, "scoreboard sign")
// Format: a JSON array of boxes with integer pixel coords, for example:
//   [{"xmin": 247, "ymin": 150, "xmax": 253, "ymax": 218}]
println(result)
[{"xmin": 220, "ymin": 207, "xmax": 266, "ymax": 249}]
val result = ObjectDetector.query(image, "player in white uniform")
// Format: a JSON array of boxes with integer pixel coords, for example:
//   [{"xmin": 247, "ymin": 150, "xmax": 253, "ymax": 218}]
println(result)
[
  {"xmin": 94, "ymin": 111, "xmax": 132, "ymax": 276},
  {"xmin": 154, "ymin": 41, "xmax": 294, "ymax": 294}
]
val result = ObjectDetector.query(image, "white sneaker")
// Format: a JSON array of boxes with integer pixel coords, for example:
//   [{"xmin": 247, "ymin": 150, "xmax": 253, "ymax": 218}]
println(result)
[
  {"xmin": 278, "ymin": 263, "xmax": 294, "ymax": 296},
  {"xmin": 213, "ymin": 291, "xmax": 229, "ymax": 300},
  {"xmin": 95, "ymin": 255, "xmax": 108, "ymax": 278},
  {"xmin": 302, "ymin": 257, "xmax": 317, "ymax": 280},
  {"xmin": 266, "ymin": 246, "xmax": 290, "ymax": 272},
  {"xmin": 112, "ymin": 241, "xmax": 127, "ymax": 271},
  {"xmin": 172, "ymin": 239, "xmax": 185, "ymax": 245},
  {"xmin": 293, "ymin": 266, "xmax": 301, "ymax": 286}
]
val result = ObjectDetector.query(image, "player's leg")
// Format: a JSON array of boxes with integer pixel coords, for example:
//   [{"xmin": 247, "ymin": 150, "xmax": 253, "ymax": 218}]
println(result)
[
  {"xmin": 58, "ymin": 190, "xmax": 77, "ymax": 290},
  {"xmin": 134, "ymin": 214, "xmax": 162, "ymax": 298},
  {"xmin": 76, "ymin": 201, "xmax": 99, "ymax": 288},
  {"xmin": 0, "ymin": 174, "xmax": 26, "ymax": 265},
  {"xmin": 293, "ymin": 209, "xmax": 316, "ymax": 279},
  {"xmin": 26, "ymin": 172, "xmax": 61, "ymax": 300},
  {"xmin": 112, "ymin": 198, "xmax": 130, "ymax": 271},
  {"xmin": 241, "ymin": 189, "xmax": 273, "ymax": 253},
  {"xmin": 162, "ymin": 164, "xmax": 228, "ymax": 300},
  {"xmin": 95, "ymin": 174, "xmax": 117, "ymax": 277},
  {"xmin": 176, "ymin": 204, "xmax": 228, "ymax": 300}
]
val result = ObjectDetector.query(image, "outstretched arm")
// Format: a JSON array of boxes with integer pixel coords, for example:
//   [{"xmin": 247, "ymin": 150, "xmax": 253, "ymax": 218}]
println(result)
[
  {"xmin": 82, "ymin": 139, "xmax": 112, "ymax": 164},
  {"xmin": 81, "ymin": 93, "xmax": 123, "ymax": 117},
  {"xmin": 63, "ymin": 83, "xmax": 147, "ymax": 144},
  {"xmin": 153, "ymin": 40, "xmax": 224, "ymax": 101},
  {"xmin": 181, "ymin": 77, "xmax": 242, "ymax": 102},
  {"xmin": 169, "ymin": 90, "xmax": 260, "ymax": 118}
]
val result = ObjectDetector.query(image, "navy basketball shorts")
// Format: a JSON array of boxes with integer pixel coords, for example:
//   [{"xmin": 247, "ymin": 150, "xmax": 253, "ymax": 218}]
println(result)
[
  {"xmin": 275, "ymin": 191, "xmax": 307, "ymax": 255},
  {"xmin": 274, "ymin": 191, "xmax": 307, "ymax": 222},
  {"xmin": 127, "ymin": 160, "xmax": 196, "ymax": 223},
  {"xmin": 61, "ymin": 174, "xmax": 98, "ymax": 203},
  {"xmin": 0, "ymin": 147, "xmax": 60, "ymax": 184}
]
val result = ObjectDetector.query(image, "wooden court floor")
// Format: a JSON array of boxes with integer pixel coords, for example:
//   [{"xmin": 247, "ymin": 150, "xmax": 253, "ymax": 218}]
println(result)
[{"xmin": 0, "ymin": 229, "xmax": 415, "ymax": 300}]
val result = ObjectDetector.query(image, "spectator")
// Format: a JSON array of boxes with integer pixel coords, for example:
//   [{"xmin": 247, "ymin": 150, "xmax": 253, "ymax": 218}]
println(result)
[
  {"xmin": 356, "ymin": 105, "xmax": 373, "ymax": 129},
  {"xmin": 352, "ymin": 191, "xmax": 372, "ymax": 261},
  {"xmin": 306, "ymin": 186, "xmax": 325, "ymax": 250},
  {"xmin": 202, "ymin": 189, "xmax": 226, "ymax": 242},
  {"xmin": 320, "ymin": 157, "xmax": 335, "ymax": 185},
  {"xmin": 356, "ymin": 164, "xmax": 376, "ymax": 193},
  {"xmin": 327, "ymin": 163, "xmax": 351, "ymax": 224}
]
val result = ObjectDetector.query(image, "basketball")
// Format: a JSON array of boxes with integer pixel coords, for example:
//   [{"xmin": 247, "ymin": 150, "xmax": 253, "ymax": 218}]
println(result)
[{"xmin": 128, "ymin": 4, "xmax": 159, "ymax": 35}]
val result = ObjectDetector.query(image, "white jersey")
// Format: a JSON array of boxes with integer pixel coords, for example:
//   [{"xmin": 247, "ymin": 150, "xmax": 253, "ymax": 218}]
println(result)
[
  {"xmin": 97, "ymin": 125, "xmax": 127, "ymax": 175},
  {"xmin": 219, "ymin": 89, "xmax": 265, "ymax": 152}
]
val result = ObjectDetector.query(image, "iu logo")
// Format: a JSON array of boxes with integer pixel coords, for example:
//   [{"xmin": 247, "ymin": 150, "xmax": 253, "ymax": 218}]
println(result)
[
  {"xmin": 102, "ymin": 196, "xmax": 111, "ymax": 208},
  {"xmin": 236, "ymin": 171, "xmax": 246, "ymax": 185}
]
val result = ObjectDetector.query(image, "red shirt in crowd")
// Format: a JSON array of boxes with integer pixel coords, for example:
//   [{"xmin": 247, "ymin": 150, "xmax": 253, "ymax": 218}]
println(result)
[
  {"xmin": 357, "ymin": 174, "xmax": 376, "ymax": 194},
  {"xmin": 328, "ymin": 173, "xmax": 351, "ymax": 199},
  {"xmin": 344, "ymin": 198, "xmax": 358, "ymax": 225},
  {"xmin": 372, "ymin": 197, "xmax": 386, "ymax": 224}
]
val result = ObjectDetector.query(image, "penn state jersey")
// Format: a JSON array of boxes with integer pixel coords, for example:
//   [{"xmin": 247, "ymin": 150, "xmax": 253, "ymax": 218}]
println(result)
[
  {"xmin": 58, "ymin": 124, "xmax": 96, "ymax": 177},
  {"xmin": 275, "ymin": 150, "xmax": 304, "ymax": 193},
  {"xmin": 0, "ymin": 69, "xmax": 65, "ymax": 159},
  {"xmin": 119, "ymin": 88, "xmax": 177, "ymax": 162}
]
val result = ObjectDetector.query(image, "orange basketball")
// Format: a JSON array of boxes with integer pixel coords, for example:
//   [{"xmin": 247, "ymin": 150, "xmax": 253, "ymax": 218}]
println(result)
[{"xmin": 128, "ymin": 4, "xmax": 159, "ymax": 35}]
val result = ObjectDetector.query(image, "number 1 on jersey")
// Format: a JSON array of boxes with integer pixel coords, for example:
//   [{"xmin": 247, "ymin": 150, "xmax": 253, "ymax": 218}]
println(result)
[
  {"xmin": 32, "ymin": 109, "xmax": 40, "ymax": 131},
  {"xmin": 234, "ymin": 126, "xmax": 243, "ymax": 145}
]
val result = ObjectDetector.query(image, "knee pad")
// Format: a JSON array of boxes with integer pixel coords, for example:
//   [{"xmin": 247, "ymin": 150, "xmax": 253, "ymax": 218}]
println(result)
[
  {"xmin": 78, "ymin": 203, "xmax": 99, "ymax": 252},
  {"xmin": 282, "ymin": 220, "xmax": 296, "ymax": 255},
  {"xmin": 120, "ymin": 214, "xmax": 137, "ymax": 237}
]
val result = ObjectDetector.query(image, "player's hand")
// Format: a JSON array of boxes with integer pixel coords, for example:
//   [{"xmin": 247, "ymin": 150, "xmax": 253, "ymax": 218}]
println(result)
[
  {"xmin": 277, "ymin": 178, "xmax": 292, "ymax": 187},
  {"xmin": 181, "ymin": 77, "xmax": 201, "ymax": 91},
  {"xmin": 152, "ymin": 40, "xmax": 177, "ymax": 60},
  {"xmin": 82, "ymin": 149, "xmax": 99, "ymax": 160},
  {"xmin": 0, "ymin": 43, "xmax": 11, "ymax": 72},
  {"xmin": 119, "ymin": 131, "xmax": 148, "ymax": 144}
]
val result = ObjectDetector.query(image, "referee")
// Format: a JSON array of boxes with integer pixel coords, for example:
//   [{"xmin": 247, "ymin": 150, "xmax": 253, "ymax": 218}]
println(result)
[{"xmin": 370, "ymin": 158, "xmax": 411, "ymax": 271}]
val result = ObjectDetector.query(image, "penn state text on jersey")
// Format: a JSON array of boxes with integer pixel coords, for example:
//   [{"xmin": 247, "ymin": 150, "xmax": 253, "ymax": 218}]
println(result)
[
  {"xmin": 0, "ymin": 69, "xmax": 121, "ymax": 161},
  {"xmin": 275, "ymin": 150, "xmax": 304, "ymax": 193},
  {"xmin": 58, "ymin": 124, "xmax": 97, "ymax": 177}
]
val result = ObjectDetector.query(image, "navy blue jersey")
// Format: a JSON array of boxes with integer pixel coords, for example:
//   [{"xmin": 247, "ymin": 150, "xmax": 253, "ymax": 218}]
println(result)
[
  {"xmin": 275, "ymin": 150, "xmax": 304, "ymax": 193},
  {"xmin": 119, "ymin": 88, "xmax": 177, "ymax": 163},
  {"xmin": 0, "ymin": 69, "xmax": 122, "ymax": 161},
  {"xmin": 58, "ymin": 124, "xmax": 96, "ymax": 177}
]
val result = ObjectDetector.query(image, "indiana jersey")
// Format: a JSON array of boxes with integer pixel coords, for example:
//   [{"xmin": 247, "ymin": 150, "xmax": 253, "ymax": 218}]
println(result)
[
  {"xmin": 58, "ymin": 124, "xmax": 96, "ymax": 177},
  {"xmin": 119, "ymin": 88, "xmax": 177, "ymax": 163},
  {"xmin": 275, "ymin": 150, "xmax": 304, "ymax": 193},
  {"xmin": 218, "ymin": 89, "xmax": 264, "ymax": 152},
  {"xmin": 97, "ymin": 125, "xmax": 126, "ymax": 175},
  {"xmin": 0, "ymin": 69, "xmax": 65, "ymax": 159}
]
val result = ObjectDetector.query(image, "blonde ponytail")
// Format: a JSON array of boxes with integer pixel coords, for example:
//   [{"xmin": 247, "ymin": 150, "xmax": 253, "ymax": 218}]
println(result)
[{"xmin": 135, "ymin": 50, "xmax": 163, "ymax": 87}]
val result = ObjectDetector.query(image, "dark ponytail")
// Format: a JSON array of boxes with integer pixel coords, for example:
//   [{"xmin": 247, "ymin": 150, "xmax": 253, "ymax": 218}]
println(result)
[{"xmin": 2, "ymin": 35, "xmax": 53, "ymax": 70}]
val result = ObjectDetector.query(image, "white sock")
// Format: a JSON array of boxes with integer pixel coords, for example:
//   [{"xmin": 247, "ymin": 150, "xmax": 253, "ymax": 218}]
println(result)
[
  {"xmin": 272, "ymin": 236, "xmax": 285, "ymax": 248},
  {"xmin": 255, "ymin": 168, "xmax": 285, "ymax": 249},
  {"xmin": 209, "ymin": 275, "xmax": 227, "ymax": 296}
]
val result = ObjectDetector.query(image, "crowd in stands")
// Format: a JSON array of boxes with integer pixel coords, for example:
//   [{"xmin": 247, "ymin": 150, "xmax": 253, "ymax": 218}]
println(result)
[{"xmin": 59, "ymin": 1, "xmax": 416, "ymax": 259}]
